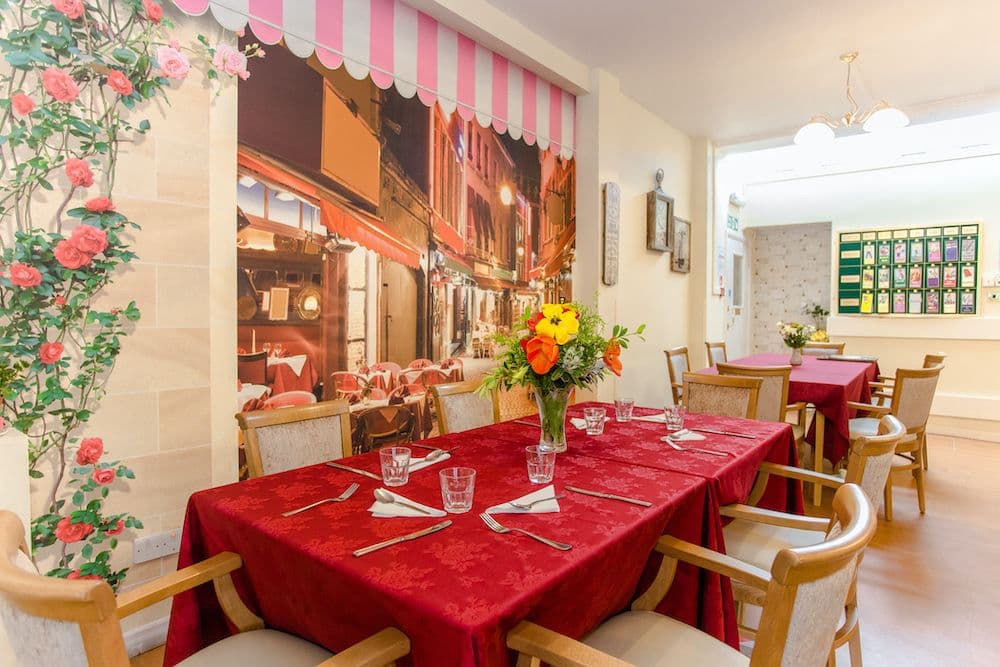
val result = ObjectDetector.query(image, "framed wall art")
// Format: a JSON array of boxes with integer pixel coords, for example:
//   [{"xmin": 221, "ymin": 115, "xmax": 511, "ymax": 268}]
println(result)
[
  {"xmin": 671, "ymin": 217, "xmax": 691, "ymax": 273},
  {"xmin": 602, "ymin": 182, "xmax": 620, "ymax": 286},
  {"xmin": 646, "ymin": 168, "xmax": 674, "ymax": 252}
]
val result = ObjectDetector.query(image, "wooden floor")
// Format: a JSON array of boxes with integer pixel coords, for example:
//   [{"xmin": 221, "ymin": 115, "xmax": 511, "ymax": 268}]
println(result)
[{"xmin": 132, "ymin": 433, "xmax": 997, "ymax": 666}]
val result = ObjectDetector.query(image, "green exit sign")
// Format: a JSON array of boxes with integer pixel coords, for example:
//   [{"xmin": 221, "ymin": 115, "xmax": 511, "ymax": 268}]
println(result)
[{"xmin": 727, "ymin": 214, "xmax": 740, "ymax": 231}]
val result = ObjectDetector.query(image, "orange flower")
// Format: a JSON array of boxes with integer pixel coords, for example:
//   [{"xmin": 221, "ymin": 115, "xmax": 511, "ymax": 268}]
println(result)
[
  {"xmin": 525, "ymin": 335, "xmax": 559, "ymax": 375},
  {"xmin": 603, "ymin": 339, "xmax": 622, "ymax": 376}
]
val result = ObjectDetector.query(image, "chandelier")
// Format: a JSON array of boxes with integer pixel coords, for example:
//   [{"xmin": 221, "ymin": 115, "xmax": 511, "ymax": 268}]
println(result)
[{"xmin": 794, "ymin": 52, "xmax": 909, "ymax": 146}]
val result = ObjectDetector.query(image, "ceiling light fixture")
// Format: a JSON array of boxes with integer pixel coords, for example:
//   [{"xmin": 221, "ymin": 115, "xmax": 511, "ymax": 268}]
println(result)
[{"xmin": 794, "ymin": 52, "xmax": 909, "ymax": 147}]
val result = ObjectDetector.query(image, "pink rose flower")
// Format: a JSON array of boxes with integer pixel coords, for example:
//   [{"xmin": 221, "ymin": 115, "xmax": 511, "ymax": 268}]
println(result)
[
  {"xmin": 85, "ymin": 197, "xmax": 114, "ymax": 213},
  {"xmin": 54, "ymin": 295, "xmax": 67, "ymax": 306},
  {"xmin": 9, "ymin": 263, "xmax": 42, "ymax": 288},
  {"xmin": 105, "ymin": 520, "xmax": 125, "ymax": 536},
  {"xmin": 212, "ymin": 44, "xmax": 249, "ymax": 77},
  {"xmin": 66, "ymin": 570, "xmax": 102, "ymax": 580},
  {"xmin": 92, "ymin": 468, "xmax": 116, "ymax": 485},
  {"xmin": 143, "ymin": 0, "xmax": 163, "ymax": 23},
  {"xmin": 156, "ymin": 46, "xmax": 191, "ymax": 80},
  {"xmin": 76, "ymin": 437, "xmax": 104, "ymax": 465},
  {"xmin": 105, "ymin": 70, "xmax": 133, "ymax": 96},
  {"xmin": 39, "ymin": 342, "xmax": 64, "ymax": 364},
  {"xmin": 11, "ymin": 92, "xmax": 35, "ymax": 116},
  {"xmin": 54, "ymin": 239, "xmax": 92, "ymax": 269},
  {"xmin": 55, "ymin": 517, "xmax": 93, "ymax": 543},
  {"xmin": 43, "ymin": 67, "xmax": 80, "ymax": 103},
  {"xmin": 70, "ymin": 224, "xmax": 108, "ymax": 255},
  {"xmin": 64, "ymin": 158, "xmax": 94, "ymax": 187},
  {"xmin": 52, "ymin": 0, "xmax": 84, "ymax": 20}
]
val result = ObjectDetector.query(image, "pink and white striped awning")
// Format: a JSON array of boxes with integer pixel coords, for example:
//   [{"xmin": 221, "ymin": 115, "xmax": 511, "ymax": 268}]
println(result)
[{"xmin": 171, "ymin": 0, "xmax": 577, "ymax": 159}]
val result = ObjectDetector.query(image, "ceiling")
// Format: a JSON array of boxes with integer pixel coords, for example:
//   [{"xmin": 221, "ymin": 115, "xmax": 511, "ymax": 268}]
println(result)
[{"xmin": 483, "ymin": 0, "xmax": 1000, "ymax": 144}]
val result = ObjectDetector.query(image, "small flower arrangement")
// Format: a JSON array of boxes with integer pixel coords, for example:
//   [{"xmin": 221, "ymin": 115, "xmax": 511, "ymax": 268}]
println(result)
[
  {"xmin": 777, "ymin": 321, "xmax": 816, "ymax": 349},
  {"xmin": 810, "ymin": 328, "xmax": 829, "ymax": 342}
]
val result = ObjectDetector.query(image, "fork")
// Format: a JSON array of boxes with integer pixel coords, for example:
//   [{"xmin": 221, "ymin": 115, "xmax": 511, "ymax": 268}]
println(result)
[
  {"xmin": 282, "ymin": 483, "xmax": 360, "ymax": 517},
  {"xmin": 509, "ymin": 494, "xmax": 565, "ymax": 510},
  {"xmin": 661, "ymin": 437, "xmax": 733, "ymax": 458},
  {"xmin": 479, "ymin": 513, "xmax": 572, "ymax": 551}
]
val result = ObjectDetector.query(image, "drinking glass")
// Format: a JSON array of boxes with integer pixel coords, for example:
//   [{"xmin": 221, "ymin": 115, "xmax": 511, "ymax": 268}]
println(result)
[
  {"xmin": 439, "ymin": 467, "xmax": 476, "ymax": 513},
  {"xmin": 525, "ymin": 446, "xmax": 556, "ymax": 484},
  {"xmin": 614, "ymin": 398, "xmax": 635, "ymax": 422},
  {"xmin": 380, "ymin": 446, "xmax": 411, "ymax": 487},
  {"xmin": 663, "ymin": 405, "xmax": 686, "ymax": 432},
  {"xmin": 583, "ymin": 407, "xmax": 607, "ymax": 435}
]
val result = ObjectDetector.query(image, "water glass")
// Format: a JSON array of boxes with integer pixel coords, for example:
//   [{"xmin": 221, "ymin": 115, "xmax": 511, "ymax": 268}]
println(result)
[
  {"xmin": 583, "ymin": 407, "xmax": 607, "ymax": 435},
  {"xmin": 525, "ymin": 446, "xmax": 556, "ymax": 484},
  {"xmin": 380, "ymin": 446, "xmax": 411, "ymax": 487},
  {"xmin": 439, "ymin": 467, "xmax": 476, "ymax": 514},
  {"xmin": 614, "ymin": 398, "xmax": 635, "ymax": 422},
  {"xmin": 663, "ymin": 404, "xmax": 686, "ymax": 432}
]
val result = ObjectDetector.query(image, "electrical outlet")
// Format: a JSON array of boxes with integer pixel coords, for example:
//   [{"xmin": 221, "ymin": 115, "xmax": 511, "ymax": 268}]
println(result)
[
  {"xmin": 988, "ymin": 291, "xmax": 1000, "ymax": 302},
  {"xmin": 133, "ymin": 529, "xmax": 181, "ymax": 564}
]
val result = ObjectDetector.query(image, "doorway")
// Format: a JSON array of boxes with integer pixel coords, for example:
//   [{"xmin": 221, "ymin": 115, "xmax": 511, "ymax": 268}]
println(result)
[
  {"xmin": 379, "ymin": 259, "xmax": 418, "ymax": 365},
  {"xmin": 725, "ymin": 236, "xmax": 748, "ymax": 357}
]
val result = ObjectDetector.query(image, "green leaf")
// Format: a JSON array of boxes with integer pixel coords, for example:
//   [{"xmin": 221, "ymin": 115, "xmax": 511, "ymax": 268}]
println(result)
[
  {"xmin": 112, "ymin": 47, "xmax": 137, "ymax": 64},
  {"xmin": 29, "ymin": 469, "xmax": 43, "ymax": 479}
]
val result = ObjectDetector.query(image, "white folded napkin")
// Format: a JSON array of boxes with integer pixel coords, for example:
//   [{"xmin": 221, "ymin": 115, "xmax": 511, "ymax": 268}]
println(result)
[
  {"xmin": 667, "ymin": 428, "xmax": 706, "ymax": 441},
  {"xmin": 634, "ymin": 414, "xmax": 668, "ymax": 423},
  {"xmin": 269, "ymin": 354, "xmax": 308, "ymax": 376},
  {"xmin": 408, "ymin": 451, "xmax": 451, "ymax": 473},
  {"xmin": 368, "ymin": 489, "xmax": 447, "ymax": 518},
  {"xmin": 485, "ymin": 484, "xmax": 561, "ymax": 514},
  {"xmin": 570, "ymin": 416, "xmax": 611, "ymax": 430}
]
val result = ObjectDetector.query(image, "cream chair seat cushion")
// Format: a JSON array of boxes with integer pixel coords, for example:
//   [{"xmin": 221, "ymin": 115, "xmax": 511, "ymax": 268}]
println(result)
[
  {"xmin": 723, "ymin": 519, "xmax": 824, "ymax": 573},
  {"xmin": 583, "ymin": 610, "xmax": 748, "ymax": 666},
  {"xmin": 176, "ymin": 629, "xmax": 333, "ymax": 667}
]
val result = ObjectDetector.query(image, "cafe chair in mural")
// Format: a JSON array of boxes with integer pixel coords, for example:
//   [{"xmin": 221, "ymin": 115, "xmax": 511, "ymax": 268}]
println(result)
[
  {"xmin": 664, "ymin": 346, "xmax": 691, "ymax": 405},
  {"xmin": 705, "ymin": 341, "xmax": 728, "ymax": 366},
  {"xmin": 264, "ymin": 391, "xmax": 318, "ymax": 409},
  {"xmin": 438, "ymin": 357, "xmax": 465, "ymax": 381},
  {"xmin": 407, "ymin": 358, "xmax": 434, "ymax": 369},
  {"xmin": 237, "ymin": 400, "xmax": 352, "ymax": 478},
  {"xmin": 330, "ymin": 372, "xmax": 368, "ymax": 401},
  {"xmin": 0, "ymin": 512, "xmax": 410, "ymax": 667},
  {"xmin": 431, "ymin": 381, "xmax": 500, "ymax": 435},
  {"xmin": 682, "ymin": 372, "xmax": 762, "ymax": 420},
  {"xmin": 370, "ymin": 361, "xmax": 403, "ymax": 388},
  {"xmin": 355, "ymin": 406, "xmax": 416, "ymax": 454},
  {"xmin": 802, "ymin": 341, "xmax": 847, "ymax": 355},
  {"xmin": 238, "ymin": 351, "xmax": 268, "ymax": 386},
  {"xmin": 397, "ymin": 368, "xmax": 427, "ymax": 395},
  {"xmin": 506, "ymin": 483, "xmax": 876, "ymax": 667},
  {"xmin": 420, "ymin": 368, "xmax": 449, "ymax": 389}
]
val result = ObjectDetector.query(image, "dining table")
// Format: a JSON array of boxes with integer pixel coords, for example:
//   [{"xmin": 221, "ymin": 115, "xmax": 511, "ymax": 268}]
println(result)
[
  {"xmin": 164, "ymin": 401, "xmax": 801, "ymax": 667},
  {"xmin": 266, "ymin": 354, "xmax": 319, "ymax": 395},
  {"xmin": 703, "ymin": 353, "xmax": 880, "ymax": 505}
]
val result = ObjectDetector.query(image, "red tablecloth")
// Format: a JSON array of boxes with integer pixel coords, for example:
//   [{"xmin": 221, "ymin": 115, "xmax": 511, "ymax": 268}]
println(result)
[
  {"xmin": 710, "ymin": 354, "xmax": 879, "ymax": 465},
  {"xmin": 165, "ymin": 403, "xmax": 802, "ymax": 666},
  {"xmin": 267, "ymin": 357, "xmax": 319, "ymax": 394}
]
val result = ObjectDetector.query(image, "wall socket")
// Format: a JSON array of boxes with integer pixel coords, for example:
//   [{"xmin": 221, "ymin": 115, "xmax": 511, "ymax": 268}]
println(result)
[
  {"xmin": 133, "ymin": 529, "xmax": 181, "ymax": 563},
  {"xmin": 988, "ymin": 291, "xmax": 1000, "ymax": 302}
]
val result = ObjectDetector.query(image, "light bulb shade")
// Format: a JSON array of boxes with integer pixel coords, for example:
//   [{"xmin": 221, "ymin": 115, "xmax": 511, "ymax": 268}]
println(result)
[
  {"xmin": 863, "ymin": 106, "xmax": 909, "ymax": 133},
  {"xmin": 794, "ymin": 121, "xmax": 835, "ymax": 146}
]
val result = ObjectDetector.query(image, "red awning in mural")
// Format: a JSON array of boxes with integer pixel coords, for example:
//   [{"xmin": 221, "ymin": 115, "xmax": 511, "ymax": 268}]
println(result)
[
  {"xmin": 170, "ymin": 0, "xmax": 577, "ymax": 158},
  {"xmin": 432, "ymin": 214, "xmax": 464, "ymax": 254},
  {"xmin": 320, "ymin": 200, "xmax": 422, "ymax": 269},
  {"xmin": 472, "ymin": 274, "xmax": 516, "ymax": 291}
]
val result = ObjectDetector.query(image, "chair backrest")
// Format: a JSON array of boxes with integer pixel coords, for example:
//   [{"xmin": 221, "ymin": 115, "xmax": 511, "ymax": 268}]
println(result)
[
  {"xmin": 430, "ymin": 381, "xmax": 499, "ymax": 434},
  {"xmin": 922, "ymin": 353, "xmax": 946, "ymax": 368},
  {"xmin": 263, "ymin": 390, "xmax": 317, "ymax": 409},
  {"xmin": 331, "ymin": 372, "xmax": 366, "ymax": 394},
  {"xmin": 408, "ymin": 358, "xmax": 433, "ymax": 369},
  {"xmin": 397, "ymin": 368, "xmax": 426, "ymax": 392},
  {"xmin": 237, "ymin": 352, "xmax": 267, "ymax": 385},
  {"xmin": 705, "ymin": 341, "xmax": 728, "ymax": 366},
  {"xmin": 420, "ymin": 369, "xmax": 449, "ymax": 387},
  {"xmin": 495, "ymin": 385, "xmax": 538, "ymax": 422},
  {"xmin": 890, "ymin": 365, "xmax": 943, "ymax": 433},
  {"xmin": 682, "ymin": 372, "xmax": 762, "ymax": 420},
  {"xmin": 843, "ymin": 415, "xmax": 906, "ymax": 508},
  {"xmin": 664, "ymin": 346, "xmax": 691, "ymax": 404},
  {"xmin": 716, "ymin": 363, "xmax": 791, "ymax": 423},
  {"xmin": 356, "ymin": 406, "xmax": 415, "ymax": 454},
  {"xmin": 802, "ymin": 342, "xmax": 846, "ymax": 355},
  {"xmin": 0, "ymin": 512, "xmax": 129, "ymax": 666},
  {"xmin": 236, "ymin": 400, "xmax": 352, "ymax": 477},
  {"xmin": 750, "ymin": 484, "xmax": 876, "ymax": 667}
]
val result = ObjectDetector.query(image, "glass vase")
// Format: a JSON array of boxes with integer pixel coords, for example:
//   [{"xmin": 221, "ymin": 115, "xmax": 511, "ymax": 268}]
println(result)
[
  {"xmin": 789, "ymin": 347, "xmax": 803, "ymax": 366},
  {"xmin": 534, "ymin": 386, "xmax": 572, "ymax": 453}
]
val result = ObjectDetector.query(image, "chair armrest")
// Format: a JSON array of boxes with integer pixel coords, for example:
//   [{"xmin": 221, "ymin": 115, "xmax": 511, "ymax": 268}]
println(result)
[
  {"xmin": 319, "ymin": 628, "xmax": 411, "ymax": 667},
  {"xmin": 869, "ymin": 381, "xmax": 892, "ymax": 390},
  {"xmin": 720, "ymin": 504, "xmax": 831, "ymax": 532},
  {"xmin": 871, "ymin": 391, "xmax": 892, "ymax": 400},
  {"xmin": 506, "ymin": 621, "xmax": 631, "ymax": 667},
  {"xmin": 117, "ymin": 552, "xmax": 242, "ymax": 617},
  {"xmin": 846, "ymin": 401, "xmax": 890, "ymax": 415},
  {"xmin": 876, "ymin": 374, "xmax": 895, "ymax": 383},
  {"xmin": 785, "ymin": 401, "xmax": 808, "ymax": 413},
  {"xmin": 757, "ymin": 461, "xmax": 845, "ymax": 489},
  {"xmin": 655, "ymin": 535, "xmax": 770, "ymax": 591},
  {"xmin": 671, "ymin": 382, "xmax": 683, "ymax": 390}
]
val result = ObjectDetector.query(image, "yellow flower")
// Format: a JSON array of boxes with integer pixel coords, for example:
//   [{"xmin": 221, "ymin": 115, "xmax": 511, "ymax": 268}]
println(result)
[
  {"xmin": 534, "ymin": 304, "xmax": 580, "ymax": 344},
  {"xmin": 810, "ymin": 329, "xmax": 829, "ymax": 342}
]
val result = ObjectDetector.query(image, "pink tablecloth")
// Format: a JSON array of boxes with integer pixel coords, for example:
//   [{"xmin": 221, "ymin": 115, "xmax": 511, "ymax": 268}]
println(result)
[{"xmin": 267, "ymin": 357, "xmax": 319, "ymax": 394}]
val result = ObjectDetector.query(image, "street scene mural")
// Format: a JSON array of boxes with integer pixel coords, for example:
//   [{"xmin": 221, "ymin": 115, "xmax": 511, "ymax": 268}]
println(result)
[{"xmin": 234, "ymin": 40, "xmax": 576, "ymax": 446}]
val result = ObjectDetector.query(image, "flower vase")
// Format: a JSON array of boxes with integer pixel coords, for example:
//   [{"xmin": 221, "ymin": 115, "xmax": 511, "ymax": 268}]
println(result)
[
  {"xmin": 789, "ymin": 347, "xmax": 803, "ymax": 366},
  {"xmin": 534, "ymin": 387, "xmax": 572, "ymax": 453}
]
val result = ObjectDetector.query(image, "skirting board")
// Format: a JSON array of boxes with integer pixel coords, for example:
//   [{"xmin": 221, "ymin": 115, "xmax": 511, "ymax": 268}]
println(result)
[{"xmin": 124, "ymin": 616, "xmax": 169, "ymax": 658}]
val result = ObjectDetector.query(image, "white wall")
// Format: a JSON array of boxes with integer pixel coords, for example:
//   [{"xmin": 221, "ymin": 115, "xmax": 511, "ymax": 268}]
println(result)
[{"xmin": 743, "ymin": 153, "xmax": 1000, "ymax": 440}]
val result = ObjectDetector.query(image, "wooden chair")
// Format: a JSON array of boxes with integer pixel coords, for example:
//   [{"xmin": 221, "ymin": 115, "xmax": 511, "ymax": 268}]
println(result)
[
  {"xmin": 802, "ymin": 342, "xmax": 846, "ymax": 356},
  {"xmin": 506, "ymin": 483, "xmax": 876, "ymax": 667},
  {"xmin": 355, "ymin": 405, "xmax": 415, "ymax": 454},
  {"xmin": 848, "ymin": 365, "xmax": 942, "ymax": 520},
  {"xmin": 237, "ymin": 352, "xmax": 267, "ymax": 385},
  {"xmin": 682, "ymin": 372, "xmax": 762, "ymax": 420},
  {"xmin": 716, "ymin": 363, "xmax": 807, "ymax": 442},
  {"xmin": 330, "ymin": 372, "xmax": 368, "ymax": 400},
  {"xmin": 495, "ymin": 385, "xmax": 538, "ymax": 422},
  {"xmin": 664, "ymin": 346, "xmax": 691, "ymax": 405},
  {"xmin": 0, "ymin": 511, "xmax": 410, "ymax": 667},
  {"xmin": 430, "ymin": 381, "xmax": 499, "ymax": 434},
  {"xmin": 397, "ymin": 368, "xmax": 426, "ymax": 394},
  {"xmin": 869, "ymin": 353, "xmax": 945, "ymax": 469},
  {"xmin": 705, "ymin": 341, "xmax": 728, "ymax": 366},
  {"xmin": 236, "ymin": 400, "xmax": 352, "ymax": 478}
]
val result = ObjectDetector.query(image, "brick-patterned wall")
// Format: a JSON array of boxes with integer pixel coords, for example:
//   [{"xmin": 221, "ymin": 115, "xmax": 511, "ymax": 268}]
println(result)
[{"xmin": 747, "ymin": 222, "xmax": 831, "ymax": 353}]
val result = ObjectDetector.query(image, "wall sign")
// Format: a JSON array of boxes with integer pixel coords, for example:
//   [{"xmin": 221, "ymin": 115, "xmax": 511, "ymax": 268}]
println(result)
[
  {"xmin": 602, "ymin": 182, "xmax": 620, "ymax": 286},
  {"xmin": 646, "ymin": 169, "xmax": 674, "ymax": 252},
  {"xmin": 837, "ymin": 223, "xmax": 981, "ymax": 315}
]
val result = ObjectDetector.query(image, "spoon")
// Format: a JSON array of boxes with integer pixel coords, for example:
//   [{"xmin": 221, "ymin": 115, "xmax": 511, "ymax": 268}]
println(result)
[
  {"xmin": 423, "ymin": 448, "xmax": 448, "ymax": 462},
  {"xmin": 509, "ymin": 494, "xmax": 565, "ymax": 510},
  {"xmin": 373, "ymin": 488, "xmax": 434, "ymax": 515}
]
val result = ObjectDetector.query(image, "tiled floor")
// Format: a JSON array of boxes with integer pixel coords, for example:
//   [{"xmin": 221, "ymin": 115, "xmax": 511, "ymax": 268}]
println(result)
[{"xmin": 134, "ymin": 433, "xmax": 999, "ymax": 666}]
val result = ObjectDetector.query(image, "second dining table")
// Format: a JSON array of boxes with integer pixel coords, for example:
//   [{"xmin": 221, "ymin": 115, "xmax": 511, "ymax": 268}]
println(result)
[{"xmin": 164, "ymin": 401, "xmax": 801, "ymax": 666}]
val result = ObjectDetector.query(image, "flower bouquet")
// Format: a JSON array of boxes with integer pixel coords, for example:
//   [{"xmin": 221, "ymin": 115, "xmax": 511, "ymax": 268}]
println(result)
[
  {"xmin": 480, "ymin": 303, "xmax": 644, "ymax": 452},
  {"xmin": 777, "ymin": 321, "xmax": 816, "ymax": 366}
]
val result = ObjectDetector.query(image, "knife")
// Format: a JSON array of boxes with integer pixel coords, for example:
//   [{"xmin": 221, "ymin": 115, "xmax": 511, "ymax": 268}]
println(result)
[
  {"xmin": 690, "ymin": 427, "xmax": 757, "ymax": 439},
  {"xmin": 352, "ymin": 520, "xmax": 453, "ymax": 557},
  {"xmin": 565, "ymin": 485, "xmax": 652, "ymax": 507},
  {"xmin": 326, "ymin": 461, "xmax": 382, "ymax": 480},
  {"xmin": 513, "ymin": 419, "xmax": 539, "ymax": 427}
]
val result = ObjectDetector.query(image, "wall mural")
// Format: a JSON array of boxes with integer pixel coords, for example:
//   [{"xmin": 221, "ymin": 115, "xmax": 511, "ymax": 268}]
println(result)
[{"xmin": 235, "ymin": 39, "xmax": 577, "ymax": 435}]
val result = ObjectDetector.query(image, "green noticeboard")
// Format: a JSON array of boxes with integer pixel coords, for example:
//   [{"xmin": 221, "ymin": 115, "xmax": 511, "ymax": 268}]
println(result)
[{"xmin": 837, "ymin": 224, "xmax": 980, "ymax": 316}]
